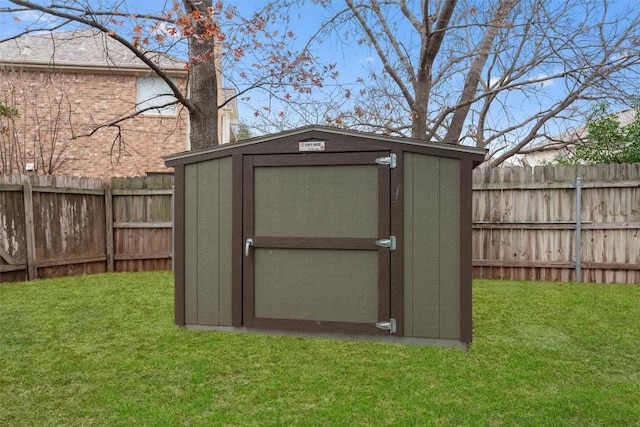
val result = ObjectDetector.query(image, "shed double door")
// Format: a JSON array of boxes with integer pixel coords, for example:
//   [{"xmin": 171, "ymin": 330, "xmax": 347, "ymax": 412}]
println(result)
[{"xmin": 242, "ymin": 152, "xmax": 394, "ymax": 335}]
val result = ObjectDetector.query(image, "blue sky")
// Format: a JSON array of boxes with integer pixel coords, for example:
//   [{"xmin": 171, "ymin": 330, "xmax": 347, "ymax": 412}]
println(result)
[{"xmin": 0, "ymin": 1, "xmax": 374, "ymax": 74}]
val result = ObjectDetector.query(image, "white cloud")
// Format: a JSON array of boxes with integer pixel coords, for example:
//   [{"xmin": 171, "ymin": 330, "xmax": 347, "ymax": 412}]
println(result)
[
  {"xmin": 357, "ymin": 56, "xmax": 374, "ymax": 64},
  {"xmin": 536, "ymin": 73, "xmax": 555, "ymax": 88},
  {"xmin": 489, "ymin": 78, "xmax": 501, "ymax": 89},
  {"xmin": 14, "ymin": 10, "xmax": 58, "ymax": 25}
]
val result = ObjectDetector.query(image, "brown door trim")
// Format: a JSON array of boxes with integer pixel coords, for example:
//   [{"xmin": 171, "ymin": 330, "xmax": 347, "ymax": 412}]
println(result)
[
  {"xmin": 252, "ymin": 236, "xmax": 377, "ymax": 250},
  {"xmin": 242, "ymin": 154, "xmax": 256, "ymax": 328},
  {"xmin": 377, "ymin": 151, "xmax": 391, "ymax": 325},
  {"xmin": 242, "ymin": 151, "xmax": 395, "ymax": 335},
  {"xmin": 231, "ymin": 154, "xmax": 244, "ymax": 327},
  {"xmin": 389, "ymin": 149, "xmax": 404, "ymax": 336}
]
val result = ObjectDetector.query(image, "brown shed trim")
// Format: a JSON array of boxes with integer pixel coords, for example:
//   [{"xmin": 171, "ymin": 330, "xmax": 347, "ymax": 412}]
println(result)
[
  {"xmin": 165, "ymin": 127, "xmax": 485, "ymax": 167},
  {"xmin": 240, "ymin": 149, "xmax": 395, "ymax": 335},
  {"xmin": 252, "ymin": 236, "xmax": 378, "ymax": 250},
  {"xmin": 247, "ymin": 317, "xmax": 391, "ymax": 335},
  {"xmin": 390, "ymin": 149, "xmax": 404, "ymax": 336},
  {"xmin": 241, "ymin": 155, "xmax": 256, "ymax": 328},
  {"xmin": 377, "ymin": 150, "xmax": 392, "ymax": 324},
  {"xmin": 231, "ymin": 154, "xmax": 244, "ymax": 327},
  {"xmin": 251, "ymin": 151, "xmax": 383, "ymax": 166},
  {"xmin": 459, "ymin": 158, "xmax": 474, "ymax": 343},
  {"xmin": 173, "ymin": 164, "xmax": 186, "ymax": 326},
  {"xmin": 252, "ymin": 150, "xmax": 384, "ymax": 166}
]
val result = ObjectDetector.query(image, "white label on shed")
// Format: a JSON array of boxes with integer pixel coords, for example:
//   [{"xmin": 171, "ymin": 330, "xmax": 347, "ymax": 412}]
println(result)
[{"xmin": 298, "ymin": 140, "xmax": 326, "ymax": 151}]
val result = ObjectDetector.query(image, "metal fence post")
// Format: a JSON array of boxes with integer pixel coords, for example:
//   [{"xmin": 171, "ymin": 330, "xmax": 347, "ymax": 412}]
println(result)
[{"xmin": 575, "ymin": 177, "xmax": 582, "ymax": 283}]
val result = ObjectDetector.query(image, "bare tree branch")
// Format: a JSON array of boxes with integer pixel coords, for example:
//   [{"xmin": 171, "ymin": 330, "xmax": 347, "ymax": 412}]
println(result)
[{"xmin": 298, "ymin": 0, "xmax": 640, "ymax": 166}]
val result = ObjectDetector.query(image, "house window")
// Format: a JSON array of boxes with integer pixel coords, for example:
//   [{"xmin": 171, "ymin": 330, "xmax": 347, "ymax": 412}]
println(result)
[{"xmin": 136, "ymin": 76, "xmax": 177, "ymax": 115}]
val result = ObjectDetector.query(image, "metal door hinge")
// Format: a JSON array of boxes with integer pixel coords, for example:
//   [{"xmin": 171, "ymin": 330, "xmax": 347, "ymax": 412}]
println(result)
[
  {"xmin": 375, "ymin": 318, "xmax": 397, "ymax": 334},
  {"xmin": 375, "ymin": 236, "xmax": 396, "ymax": 251},
  {"xmin": 375, "ymin": 153, "xmax": 396, "ymax": 168}
]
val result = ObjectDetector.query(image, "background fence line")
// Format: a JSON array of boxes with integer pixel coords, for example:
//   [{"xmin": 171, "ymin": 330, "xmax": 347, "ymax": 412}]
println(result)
[
  {"xmin": 472, "ymin": 162, "xmax": 640, "ymax": 284},
  {"xmin": 2, "ymin": 162, "xmax": 639, "ymax": 284},
  {"xmin": 0, "ymin": 174, "xmax": 173, "ymax": 282}
]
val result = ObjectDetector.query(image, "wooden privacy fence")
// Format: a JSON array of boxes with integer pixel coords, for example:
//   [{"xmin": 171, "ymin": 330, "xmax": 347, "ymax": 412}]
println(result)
[
  {"xmin": 0, "ymin": 174, "xmax": 173, "ymax": 282},
  {"xmin": 2, "ymin": 162, "xmax": 639, "ymax": 284},
  {"xmin": 472, "ymin": 163, "xmax": 640, "ymax": 284}
]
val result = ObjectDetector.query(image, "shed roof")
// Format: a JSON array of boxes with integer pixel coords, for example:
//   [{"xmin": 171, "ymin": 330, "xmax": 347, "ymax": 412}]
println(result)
[
  {"xmin": 0, "ymin": 29, "xmax": 185, "ymax": 74},
  {"xmin": 165, "ymin": 126, "xmax": 487, "ymax": 166}
]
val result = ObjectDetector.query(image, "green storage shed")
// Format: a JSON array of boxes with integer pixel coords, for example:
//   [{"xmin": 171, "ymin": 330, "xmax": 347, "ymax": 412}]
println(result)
[{"xmin": 165, "ymin": 126, "xmax": 485, "ymax": 350}]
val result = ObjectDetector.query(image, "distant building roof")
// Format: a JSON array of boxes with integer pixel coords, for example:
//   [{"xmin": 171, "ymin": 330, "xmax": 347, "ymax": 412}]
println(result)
[
  {"xmin": 0, "ymin": 29, "xmax": 186, "ymax": 74},
  {"xmin": 519, "ymin": 108, "xmax": 638, "ymax": 166},
  {"xmin": 523, "ymin": 108, "xmax": 637, "ymax": 153}
]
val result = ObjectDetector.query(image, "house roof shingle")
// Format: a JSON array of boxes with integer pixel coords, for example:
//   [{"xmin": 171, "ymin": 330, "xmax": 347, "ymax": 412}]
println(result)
[{"xmin": 0, "ymin": 29, "xmax": 186, "ymax": 73}]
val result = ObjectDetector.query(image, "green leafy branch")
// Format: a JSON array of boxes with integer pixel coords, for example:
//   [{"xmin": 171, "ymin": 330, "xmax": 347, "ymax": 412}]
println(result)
[
  {"xmin": 554, "ymin": 100, "xmax": 640, "ymax": 165},
  {"xmin": 0, "ymin": 101, "xmax": 20, "ymax": 118}
]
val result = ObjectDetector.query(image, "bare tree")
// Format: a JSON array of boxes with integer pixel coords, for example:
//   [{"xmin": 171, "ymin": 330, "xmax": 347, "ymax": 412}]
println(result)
[
  {"xmin": 289, "ymin": 0, "xmax": 640, "ymax": 166},
  {"xmin": 0, "ymin": 69, "xmax": 75, "ymax": 174},
  {"xmin": 1, "ymin": 0, "xmax": 329, "ymax": 151}
]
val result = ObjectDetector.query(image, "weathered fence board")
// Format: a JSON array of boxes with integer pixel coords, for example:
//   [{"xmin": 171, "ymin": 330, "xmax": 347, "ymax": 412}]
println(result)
[
  {"xmin": 473, "ymin": 162, "xmax": 640, "ymax": 284},
  {"xmin": 111, "ymin": 176, "xmax": 173, "ymax": 272},
  {"xmin": 0, "ymin": 183, "xmax": 27, "ymax": 282},
  {"xmin": 0, "ymin": 174, "xmax": 173, "ymax": 282}
]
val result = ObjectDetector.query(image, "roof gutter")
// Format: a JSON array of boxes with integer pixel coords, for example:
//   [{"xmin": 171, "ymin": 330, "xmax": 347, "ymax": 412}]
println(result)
[{"xmin": 0, "ymin": 60, "xmax": 187, "ymax": 77}]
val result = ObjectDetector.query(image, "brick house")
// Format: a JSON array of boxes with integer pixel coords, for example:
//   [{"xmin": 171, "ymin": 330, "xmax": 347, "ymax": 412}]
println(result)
[{"xmin": 0, "ymin": 29, "xmax": 237, "ymax": 178}]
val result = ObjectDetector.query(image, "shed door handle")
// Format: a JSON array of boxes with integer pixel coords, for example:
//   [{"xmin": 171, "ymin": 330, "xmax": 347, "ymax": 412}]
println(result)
[{"xmin": 245, "ymin": 238, "xmax": 254, "ymax": 256}]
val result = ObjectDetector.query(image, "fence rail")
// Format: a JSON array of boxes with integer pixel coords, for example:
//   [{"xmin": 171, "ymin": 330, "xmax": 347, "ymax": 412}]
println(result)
[
  {"xmin": 0, "ymin": 174, "xmax": 173, "ymax": 282},
  {"xmin": 2, "ymin": 162, "xmax": 639, "ymax": 284}
]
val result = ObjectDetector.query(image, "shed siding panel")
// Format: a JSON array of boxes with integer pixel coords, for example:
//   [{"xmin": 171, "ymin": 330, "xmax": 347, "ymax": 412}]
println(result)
[
  {"xmin": 403, "ymin": 154, "xmax": 414, "ymax": 337},
  {"xmin": 438, "ymin": 158, "xmax": 461, "ymax": 339},
  {"xmin": 217, "ymin": 156, "xmax": 234, "ymax": 325},
  {"xmin": 184, "ymin": 165, "xmax": 199, "ymax": 325},
  {"xmin": 183, "ymin": 157, "xmax": 233, "ymax": 327},
  {"xmin": 403, "ymin": 152, "xmax": 441, "ymax": 338},
  {"xmin": 196, "ymin": 160, "xmax": 220, "ymax": 325}
]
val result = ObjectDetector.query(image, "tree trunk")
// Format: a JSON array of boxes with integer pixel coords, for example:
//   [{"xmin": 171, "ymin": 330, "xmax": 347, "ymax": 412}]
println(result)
[
  {"xmin": 412, "ymin": 0, "xmax": 457, "ymax": 141},
  {"xmin": 184, "ymin": 0, "xmax": 218, "ymax": 150},
  {"xmin": 412, "ymin": 84, "xmax": 429, "ymax": 139}
]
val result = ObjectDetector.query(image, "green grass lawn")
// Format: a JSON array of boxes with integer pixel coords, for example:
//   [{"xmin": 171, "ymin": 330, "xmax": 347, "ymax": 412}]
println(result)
[{"xmin": 1, "ymin": 272, "xmax": 638, "ymax": 426}]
